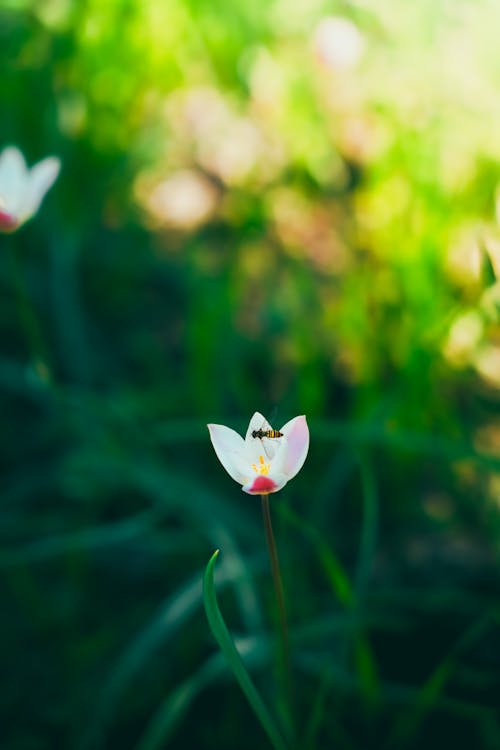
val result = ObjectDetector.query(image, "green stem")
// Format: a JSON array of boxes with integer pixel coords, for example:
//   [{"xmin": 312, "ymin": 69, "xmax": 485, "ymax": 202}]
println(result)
[
  {"xmin": 7, "ymin": 239, "xmax": 51, "ymax": 382},
  {"xmin": 260, "ymin": 494, "xmax": 293, "ymax": 733}
]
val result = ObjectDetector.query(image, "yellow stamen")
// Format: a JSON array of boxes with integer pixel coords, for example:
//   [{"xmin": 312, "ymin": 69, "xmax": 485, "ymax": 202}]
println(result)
[{"xmin": 251, "ymin": 455, "xmax": 270, "ymax": 475}]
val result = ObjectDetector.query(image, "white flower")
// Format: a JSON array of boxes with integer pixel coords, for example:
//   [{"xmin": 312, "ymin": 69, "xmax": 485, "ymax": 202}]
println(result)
[
  {"xmin": 0, "ymin": 146, "xmax": 61, "ymax": 233},
  {"xmin": 313, "ymin": 16, "xmax": 364, "ymax": 71},
  {"xmin": 207, "ymin": 412, "xmax": 309, "ymax": 495}
]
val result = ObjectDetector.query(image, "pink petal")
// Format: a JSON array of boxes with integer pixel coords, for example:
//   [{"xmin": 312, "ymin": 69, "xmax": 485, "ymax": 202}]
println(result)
[
  {"xmin": 279, "ymin": 415, "xmax": 309, "ymax": 479},
  {"xmin": 242, "ymin": 471, "xmax": 288, "ymax": 495},
  {"xmin": 0, "ymin": 209, "xmax": 19, "ymax": 233}
]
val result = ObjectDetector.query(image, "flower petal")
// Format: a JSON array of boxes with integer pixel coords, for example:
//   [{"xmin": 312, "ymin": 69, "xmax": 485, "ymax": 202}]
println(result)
[
  {"xmin": 244, "ymin": 412, "xmax": 272, "ymax": 442},
  {"xmin": 207, "ymin": 423, "xmax": 249, "ymax": 485},
  {"xmin": 279, "ymin": 415, "xmax": 309, "ymax": 479},
  {"xmin": 0, "ymin": 146, "xmax": 28, "ymax": 218},
  {"xmin": 0, "ymin": 209, "xmax": 19, "ymax": 232},
  {"xmin": 244, "ymin": 411, "xmax": 284, "ymax": 461},
  {"xmin": 23, "ymin": 156, "xmax": 61, "ymax": 220},
  {"xmin": 242, "ymin": 471, "xmax": 288, "ymax": 495}
]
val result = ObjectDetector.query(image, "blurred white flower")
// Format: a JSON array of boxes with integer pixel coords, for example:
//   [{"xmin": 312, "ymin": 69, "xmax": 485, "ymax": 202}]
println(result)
[
  {"xmin": 0, "ymin": 146, "xmax": 60, "ymax": 233},
  {"xmin": 474, "ymin": 345, "xmax": 500, "ymax": 388},
  {"xmin": 443, "ymin": 310, "xmax": 483, "ymax": 365},
  {"xmin": 313, "ymin": 16, "xmax": 364, "ymax": 71},
  {"xmin": 208, "ymin": 412, "xmax": 309, "ymax": 495},
  {"xmin": 165, "ymin": 86, "xmax": 282, "ymax": 187},
  {"xmin": 135, "ymin": 168, "xmax": 218, "ymax": 231}
]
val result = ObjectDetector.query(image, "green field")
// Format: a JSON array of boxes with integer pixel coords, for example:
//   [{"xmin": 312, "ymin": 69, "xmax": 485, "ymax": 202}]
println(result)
[{"xmin": 1, "ymin": 1, "xmax": 499, "ymax": 748}]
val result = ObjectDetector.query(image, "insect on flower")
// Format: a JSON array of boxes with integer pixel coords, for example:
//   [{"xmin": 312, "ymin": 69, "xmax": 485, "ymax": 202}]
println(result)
[
  {"xmin": 207, "ymin": 412, "xmax": 309, "ymax": 495},
  {"xmin": 251, "ymin": 427, "xmax": 283, "ymax": 439},
  {"xmin": 250, "ymin": 415, "xmax": 284, "ymax": 458}
]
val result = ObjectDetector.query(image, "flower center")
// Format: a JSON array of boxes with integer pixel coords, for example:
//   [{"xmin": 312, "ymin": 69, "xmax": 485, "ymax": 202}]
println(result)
[
  {"xmin": 251, "ymin": 455, "xmax": 270, "ymax": 475},
  {"xmin": 0, "ymin": 207, "xmax": 17, "ymax": 231}
]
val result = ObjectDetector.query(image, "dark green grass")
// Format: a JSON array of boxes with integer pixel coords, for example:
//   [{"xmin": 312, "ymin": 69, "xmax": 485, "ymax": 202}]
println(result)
[{"xmin": 1, "ymin": 2, "xmax": 500, "ymax": 748}]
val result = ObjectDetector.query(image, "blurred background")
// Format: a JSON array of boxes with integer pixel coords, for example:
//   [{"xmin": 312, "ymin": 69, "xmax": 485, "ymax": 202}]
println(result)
[{"xmin": 1, "ymin": 0, "xmax": 500, "ymax": 748}]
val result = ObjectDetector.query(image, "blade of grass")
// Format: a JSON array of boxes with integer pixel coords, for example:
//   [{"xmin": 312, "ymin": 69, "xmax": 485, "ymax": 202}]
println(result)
[
  {"xmin": 280, "ymin": 505, "xmax": 353, "ymax": 608},
  {"xmin": 203, "ymin": 550, "xmax": 289, "ymax": 750},
  {"xmin": 82, "ymin": 552, "xmax": 263, "ymax": 750},
  {"xmin": 354, "ymin": 451, "xmax": 378, "ymax": 598},
  {"xmin": 136, "ymin": 654, "xmax": 225, "ymax": 750},
  {"xmin": 350, "ymin": 452, "xmax": 379, "ymax": 708},
  {"xmin": 0, "ymin": 509, "xmax": 162, "ymax": 567},
  {"xmin": 281, "ymin": 502, "xmax": 378, "ymax": 743},
  {"xmin": 384, "ymin": 613, "xmax": 495, "ymax": 748},
  {"xmin": 137, "ymin": 634, "xmax": 274, "ymax": 750}
]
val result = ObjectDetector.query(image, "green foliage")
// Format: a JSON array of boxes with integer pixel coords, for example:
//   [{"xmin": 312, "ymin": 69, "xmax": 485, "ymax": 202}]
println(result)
[
  {"xmin": 1, "ymin": 0, "xmax": 500, "ymax": 749},
  {"xmin": 203, "ymin": 550, "xmax": 289, "ymax": 750}
]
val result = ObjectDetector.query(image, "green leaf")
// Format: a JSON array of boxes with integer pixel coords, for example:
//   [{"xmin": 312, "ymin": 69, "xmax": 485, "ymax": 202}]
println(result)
[
  {"xmin": 480, "ymin": 243, "xmax": 498, "ymax": 287},
  {"xmin": 203, "ymin": 550, "xmax": 289, "ymax": 750}
]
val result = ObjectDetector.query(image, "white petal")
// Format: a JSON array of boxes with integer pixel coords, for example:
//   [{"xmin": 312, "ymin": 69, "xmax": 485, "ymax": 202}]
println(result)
[
  {"xmin": 22, "ymin": 156, "xmax": 61, "ymax": 220},
  {"xmin": 259, "ymin": 437, "xmax": 283, "ymax": 461},
  {"xmin": 0, "ymin": 146, "xmax": 28, "ymax": 217},
  {"xmin": 244, "ymin": 411, "xmax": 284, "ymax": 461},
  {"xmin": 244, "ymin": 412, "xmax": 272, "ymax": 442},
  {"xmin": 207, "ymin": 424, "xmax": 249, "ymax": 485},
  {"xmin": 245, "ymin": 435, "xmax": 277, "ymax": 464},
  {"xmin": 279, "ymin": 415, "xmax": 309, "ymax": 479}
]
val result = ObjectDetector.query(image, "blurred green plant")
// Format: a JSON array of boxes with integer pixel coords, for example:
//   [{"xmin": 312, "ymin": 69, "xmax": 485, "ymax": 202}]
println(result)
[
  {"xmin": 203, "ymin": 549, "xmax": 289, "ymax": 750},
  {"xmin": 1, "ymin": 0, "xmax": 500, "ymax": 748}
]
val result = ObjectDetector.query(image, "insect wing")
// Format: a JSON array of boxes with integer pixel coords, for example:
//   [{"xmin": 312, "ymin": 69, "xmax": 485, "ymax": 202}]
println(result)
[{"xmin": 246, "ymin": 412, "xmax": 272, "ymax": 442}]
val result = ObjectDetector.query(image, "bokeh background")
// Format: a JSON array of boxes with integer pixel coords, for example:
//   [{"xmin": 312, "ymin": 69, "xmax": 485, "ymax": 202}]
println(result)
[{"xmin": 1, "ymin": 0, "xmax": 500, "ymax": 748}]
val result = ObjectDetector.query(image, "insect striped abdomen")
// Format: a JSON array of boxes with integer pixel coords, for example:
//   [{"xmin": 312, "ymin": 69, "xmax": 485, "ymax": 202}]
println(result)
[{"xmin": 252, "ymin": 429, "xmax": 283, "ymax": 439}]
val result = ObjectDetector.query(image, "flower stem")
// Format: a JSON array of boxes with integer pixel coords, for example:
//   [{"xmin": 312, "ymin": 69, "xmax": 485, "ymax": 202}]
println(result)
[
  {"xmin": 260, "ymin": 494, "xmax": 293, "ymax": 735},
  {"xmin": 7, "ymin": 240, "xmax": 51, "ymax": 382}
]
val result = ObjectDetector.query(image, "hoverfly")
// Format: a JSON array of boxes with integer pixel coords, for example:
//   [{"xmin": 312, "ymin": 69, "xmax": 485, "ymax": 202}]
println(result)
[
  {"xmin": 250, "ymin": 411, "xmax": 283, "ymax": 460},
  {"xmin": 252, "ymin": 427, "xmax": 283, "ymax": 439}
]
